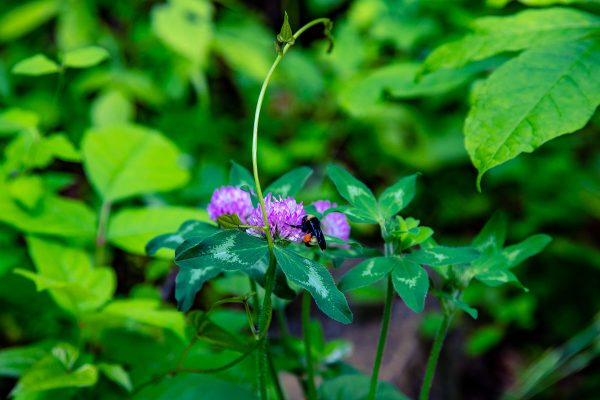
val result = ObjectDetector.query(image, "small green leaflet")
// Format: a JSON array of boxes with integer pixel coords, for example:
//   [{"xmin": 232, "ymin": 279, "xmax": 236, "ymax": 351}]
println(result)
[
  {"xmin": 391, "ymin": 257, "xmax": 429, "ymax": 313},
  {"xmin": 338, "ymin": 257, "xmax": 394, "ymax": 291},
  {"xmin": 327, "ymin": 165, "xmax": 379, "ymax": 222},
  {"xmin": 176, "ymin": 268, "xmax": 222, "ymax": 312},
  {"xmin": 378, "ymin": 174, "xmax": 418, "ymax": 219},
  {"xmin": 277, "ymin": 12, "xmax": 295, "ymax": 45},
  {"xmin": 274, "ymin": 247, "xmax": 353, "ymax": 324},
  {"xmin": 405, "ymin": 246, "xmax": 479, "ymax": 266},
  {"xmin": 264, "ymin": 166, "xmax": 312, "ymax": 198},
  {"xmin": 472, "ymin": 212, "xmax": 507, "ymax": 254},
  {"xmin": 62, "ymin": 46, "xmax": 109, "ymax": 68},
  {"xmin": 12, "ymin": 54, "xmax": 60, "ymax": 75},
  {"xmin": 228, "ymin": 160, "xmax": 255, "ymax": 189},
  {"xmin": 98, "ymin": 363, "xmax": 133, "ymax": 393}
]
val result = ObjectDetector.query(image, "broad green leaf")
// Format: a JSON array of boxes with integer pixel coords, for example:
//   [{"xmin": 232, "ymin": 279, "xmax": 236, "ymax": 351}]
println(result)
[
  {"xmin": 175, "ymin": 230, "xmax": 269, "ymax": 273},
  {"xmin": 0, "ymin": 0, "xmax": 60, "ymax": 42},
  {"xmin": 7, "ymin": 175, "xmax": 44, "ymax": 210},
  {"xmin": 228, "ymin": 160, "xmax": 254, "ymax": 189},
  {"xmin": 520, "ymin": 0, "xmax": 600, "ymax": 4},
  {"xmin": 151, "ymin": 0, "xmax": 213, "ymax": 66},
  {"xmin": 97, "ymin": 363, "xmax": 133, "ymax": 392},
  {"xmin": 465, "ymin": 39, "xmax": 600, "ymax": 187},
  {"xmin": 338, "ymin": 257, "xmax": 394, "ymax": 291},
  {"xmin": 327, "ymin": 164, "xmax": 378, "ymax": 222},
  {"xmin": 422, "ymin": 8, "xmax": 600, "ymax": 73},
  {"xmin": 22, "ymin": 237, "xmax": 115, "ymax": 315},
  {"xmin": 82, "ymin": 124, "xmax": 189, "ymax": 202},
  {"xmin": 5, "ymin": 131, "xmax": 80, "ymax": 173},
  {"xmin": 132, "ymin": 373, "xmax": 257, "ymax": 400},
  {"xmin": 91, "ymin": 90, "xmax": 134, "ymax": 127},
  {"xmin": 472, "ymin": 212, "xmax": 507, "ymax": 253},
  {"xmin": 146, "ymin": 220, "xmax": 218, "ymax": 256},
  {"xmin": 11, "ymin": 346, "xmax": 98, "ymax": 397},
  {"xmin": 0, "ymin": 108, "xmax": 39, "ymax": 135},
  {"xmin": 327, "ymin": 205, "xmax": 379, "ymax": 224},
  {"xmin": 319, "ymin": 374, "xmax": 410, "ymax": 400},
  {"xmin": 0, "ymin": 344, "xmax": 46, "ymax": 378},
  {"xmin": 0, "ymin": 190, "xmax": 96, "ymax": 241},
  {"xmin": 405, "ymin": 246, "xmax": 479, "ymax": 267},
  {"xmin": 265, "ymin": 166, "xmax": 313, "ymax": 198},
  {"xmin": 188, "ymin": 310, "xmax": 252, "ymax": 352},
  {"xmin": 391, "ymin": 257, "xmax": 429, "ymax": 313},
  {"xmin": 339, "ymin": 62, "xmax": 487, "ymax": 116},
  {"xmin": 62, "ymin": 46, "xmax": 109, "ymax": 68},
  {"xmin": 88, "ymin": 299, "xmax": 186, "ymax": 341},
  {"xmin": 274, "ymin": 247, "xmax": 353, "ymax": 324},
  {"xmin": 476, "ymin": 269, "xmax": 527, "ymax": 290},
  {"xmin": 175, "ymin": 267, "xmax": 222, "ymax": 312},
  {"xmin": 378, "ymin": 174, "xmax": 418, "ymax": 219},
  {"xmin": 107, "ymin": 206, "xmax": 209, "ymax": 256},
  {"xmin": 12, "ymin": 54, "xmax": 60, "ymax": 75}
]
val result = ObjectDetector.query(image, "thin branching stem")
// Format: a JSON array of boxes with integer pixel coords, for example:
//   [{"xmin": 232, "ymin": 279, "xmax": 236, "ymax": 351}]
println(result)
[{"xmin": 419, "ymin": 307, "xmax": 453, "ymax": 400}]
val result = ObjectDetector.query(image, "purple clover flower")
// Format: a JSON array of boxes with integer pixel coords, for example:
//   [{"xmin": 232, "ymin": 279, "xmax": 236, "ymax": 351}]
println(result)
[
  {"xmin": 207, "ymin": 186, "xmax": 254, "ymax": 223},
  {"xmin": 313, "ymin": 200, "xmax": 351, "ymax": 241},
  {"xmin": 247, "ymin": 193, "xmax": 305, "ymax": 242}
]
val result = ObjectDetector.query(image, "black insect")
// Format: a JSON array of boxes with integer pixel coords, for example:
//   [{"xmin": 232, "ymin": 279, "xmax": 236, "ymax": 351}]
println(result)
[{"xmin": 289, "ymin": 215, "xmax": 326, "ymax": 250}]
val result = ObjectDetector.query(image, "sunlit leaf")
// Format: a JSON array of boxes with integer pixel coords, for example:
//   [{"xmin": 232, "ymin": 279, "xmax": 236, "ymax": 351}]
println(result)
[
  {"xmin": 98, "ymin": 363, "xmax": 133, "ymax": 393},
  {"xmin": 12, "ymin": 54, "xmax": 60, "ymax": 75},
  {"xmin": 0, "ymin": 0, "xmax": 60, "ymax": 42},
  {"xmin": 62, "ymin": 46, "xmax": 109, "ymax": 68}
]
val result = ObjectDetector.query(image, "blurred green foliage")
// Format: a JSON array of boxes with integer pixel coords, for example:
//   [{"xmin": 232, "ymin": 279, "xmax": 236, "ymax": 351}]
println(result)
[{"xmin": 0, "ymin": 0, "xmax": 599, "ymax": 398}]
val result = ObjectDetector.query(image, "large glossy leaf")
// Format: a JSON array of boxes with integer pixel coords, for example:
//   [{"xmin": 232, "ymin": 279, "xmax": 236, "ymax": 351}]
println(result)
[
  {"xmin": 108, "ymin": 206, "xmax": 209, "ymax": 256},
  {"xmin": 391, "ymin": 257, "xmax": 429, "ymax": 313},
  {"xmin": 146, "ymin": 219, "xmax": 218, "ymax": 256},
  {"xmin": 465, "ymin": 39, "xmax": 600, "ymax": 187},
  {"xmin": 274, "ymin": 247, "xmax": 353, "ymax": 324},
  {"xmin": 338, "ymin": 257, "xmax": 394, "ymax": 291},
  {"xmin": 405, "ymin": 246, "xmax": 479, "ymax": 267},
  {"xmin": 175, "ymin": 230, "xmax": 269, "ymax": 273},
  {"xmin": 82, "ymin": 124, "xmax": 189, "ymax": 202},
  {"xmin": 20, "ymin": 237, "xmax": 115, "ymax": 315},
  {"xmin": 378, "ymin": 174, "xmax": 418, "ymax": 219},
  {"xmin": 422, "ymin": 8, "xmax": 600, "ymax": 73},
  {"xmin": 327, "ymin": 164, "xmax": 378, "ymax": 223},
  {"xmin": 265, "ymin": 166, "xmax": 313, "ymax": 198},
  {"xmin": 151, "ymin": 0, "xmax": 213, "ymax": 66}
]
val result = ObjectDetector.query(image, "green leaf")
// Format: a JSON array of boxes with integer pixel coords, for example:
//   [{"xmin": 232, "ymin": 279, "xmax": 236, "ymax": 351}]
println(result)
[
  {"xmin": 82, "ymin": 124, "xmax": 189, "ymax": 202},
  {"xmin": 435, "ymin": 291, "xmax": 478, "ymax": 319},
  {"xmin": 466, "ymin": 325, "xmax": 504, "ymax": 356},
  {"xmin": 265, "ymin": 166, "xmax": 313, "ymax": 198},
  {"xmin": 319, "ymin": 374, "xmax": 410, "ymax": 400},
  {"xmin": 274, "ymin": 247, "xmax": 353, "ymax": 324},
  {"xmin": 476, "ymin": 269, "xmax": 527, "ymax": 290},
  {"xmin": 327, "ymin": 164, "xmax": 378, "ymax": 222},
  {"xmin": 228, "ymin": 160, "xmax": 255, "ymax": 189},
  {"xmin": 62, "ymin": 46, "xmax": 109, "ymax": 68},
  {"xmin": 91, "ymin": 90, "xmax": 134, "ymax": 127},
  {"xmin": 378, "ymin": 174, "xmax": 418, "ymax": 219},
  {"xmin": 338, "ymin": 257, "xmax": 394, "ymax": 291},
  {"xmin": 175, "ymin": 230, "xmax": 269, "ymax": 273},
  {"xmin": 0, "ymin": 344, "xmax": 46, "ymax": 378},
  {"xmin": 12, "ymin": 54, "xmax": 60, "ymax": 75},
  {"xmin": 0, "ymin": 108, "xmax": 39, "ymax": 135},
  {"xmin": 11, "ymin": 345, "xmax": 98, "ymax": 397},
  {"xmin": 98, "ymin": 363, "xmax": 133, "ymax": 392},
  {"xmin": 151, "ymin": 0, "xmax": 213, "ymax": 66},
  {"xmin": 405, "ymin": 246, "xmax": 480, "ymax": 267},
  {"xmin": 501, "ymin": 234, "xmax": 552, "ymax": 269},
  {"xmin": 107, "ymin": 206, "xmax": 209, "ymax": 256},
  {"xmin": 472, "ymin": 212, "xmax": 507, "ymax": 254},
  {"xmin": 391, "ymin": 257, "xmax": 429, "ymax": 313},
  {"xmin": 422, "ymin": 8, "xmax": 600, "ymax": 73},
  {"xmin": 0, "ymin": 0, "xmax": 60, "ymax": 42},
  {"xmin": 175, "ymin": 267, "xmax": 222, "ymax": 312},
  {"xmin": 277, "ymin": 12, "xmax": 295, "ymax": 45},
  {"xmin": 21, "ymin": 237, "xmax": 115, "ymax": 315},
  {"xmin": 145, "ymin": 220, "xmax": 218, "ymax": 256},
  {"xmin": 465, "ymin": 39, "xmax": 600, "ymax": 187}
]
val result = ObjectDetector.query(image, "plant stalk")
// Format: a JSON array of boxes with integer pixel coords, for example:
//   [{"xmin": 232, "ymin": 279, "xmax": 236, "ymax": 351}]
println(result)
[
  {"xmin": 367, "ymin": 273, "xmax": 394, "ymax": 400},
  {"xmin": 419, "ymin": 309, "xmax": 452, "ymax": 400},
  {"xmin": 95, "ymin": 200, "xmax": 111, "ymax": 266}
]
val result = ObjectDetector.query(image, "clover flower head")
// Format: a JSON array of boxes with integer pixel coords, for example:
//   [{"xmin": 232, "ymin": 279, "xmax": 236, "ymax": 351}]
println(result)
[
  {"xmin": 207, "ymin": 186, "xmax": 254, "ymax": 223},
  {"xmin": 247, "ymin": 193, "xmax": 305, "ymax": 242},
  {"xmin": 313, "ymin": 200, "xmax": 351, "ymax": 241}
]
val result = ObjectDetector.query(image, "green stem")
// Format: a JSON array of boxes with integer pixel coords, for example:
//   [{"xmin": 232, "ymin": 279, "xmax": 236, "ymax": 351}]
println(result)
[
  {"xmin": 302, "ymin": 290, "xmax": 317, "ymax": 400},
  {"xmin": 95, "ymin": 200, "xmax": 111, "ymax": 266},
  {"xmin": 267, "ymin": 344, "xmax": 286, "ymax": 400},
  {"xmin": 419, "ymin": 310, "xmax": 452, "ymax": 400},
  {"xmin": 367, "ymin": 273, "xmax": 394, "ymax": 400}
]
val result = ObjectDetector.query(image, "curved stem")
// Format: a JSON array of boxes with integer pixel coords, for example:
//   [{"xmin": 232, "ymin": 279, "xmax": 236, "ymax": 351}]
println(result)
[
  {"xmin": 419, "ymin": 310, "xmax": 452, "ymax": 400},
  {"xmin": 367, "ymin": 273, "xmax": 394, "ymax": 400},
  {"xmin": 95, "ymin": 200, "xmax": 111, "ymax": 266},
  {"xmin": 302, "ymin": 290, "xmax": 317, "ymax": 400}
]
